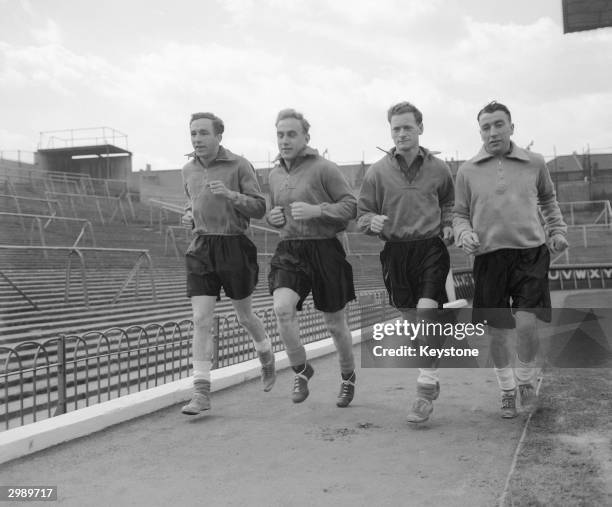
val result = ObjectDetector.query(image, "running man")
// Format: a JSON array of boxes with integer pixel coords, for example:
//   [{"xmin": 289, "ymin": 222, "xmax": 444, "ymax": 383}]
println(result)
[
  {"xmin": 181, "ymin": 112, "xmax": 275, "ymax": 415},
  {"xmin": 267, "ymin": 108, "xmax": 358, "ymax": 407},
  {"xmin": 454, "ymin": 101, "xmax": 568, "ymax": 418},
  {"xmin": 357, "ymin": 101, "xmax": 455, "ymax": 423}
]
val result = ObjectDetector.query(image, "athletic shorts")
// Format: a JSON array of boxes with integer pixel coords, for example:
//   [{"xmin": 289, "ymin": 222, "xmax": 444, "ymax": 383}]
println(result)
[
  {"xmin": 380, "ymin": 237, "xmax": 450, "ymax": 309},
  {"xmin": 472, "ymin": 244, "xmax": 551, "ymax": 329},
  {"xmin": 268, "ymin": 238, "xmax": 356, "ymax": 313},
  {"xmin": 185, "ymin": 234, "xmax": 258, "ymax": 300}
]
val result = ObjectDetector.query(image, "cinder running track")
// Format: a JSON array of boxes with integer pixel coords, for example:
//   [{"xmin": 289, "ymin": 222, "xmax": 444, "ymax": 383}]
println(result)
[{"xmin": 0, "ymin": 291, "xmax": 610, "ymax": 507}]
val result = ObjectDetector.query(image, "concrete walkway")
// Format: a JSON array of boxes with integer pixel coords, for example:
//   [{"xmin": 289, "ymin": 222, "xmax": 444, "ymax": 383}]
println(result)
[
  {"xmin": 0, "ymin": 350, "xmax": 527, "ymax": 507},
  {"xmin": 1, "ymin": 290, "xmax": 609, "ymax": 507}
]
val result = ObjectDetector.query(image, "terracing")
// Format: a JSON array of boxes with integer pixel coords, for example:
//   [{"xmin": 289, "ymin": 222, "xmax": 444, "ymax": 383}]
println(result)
[{"xmin": 3, "ymin": 169, "xmax": 466, "ymax": 347}]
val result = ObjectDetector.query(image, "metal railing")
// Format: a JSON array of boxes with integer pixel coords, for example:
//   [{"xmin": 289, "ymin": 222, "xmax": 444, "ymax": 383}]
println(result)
[
  {"xmin": 0, "ymin": 212, "xmax": 96, "ymax": 250},
  {"xmin": 0, "ymin": 245, "xmax": 156, "ymax": 308},
  {"xmin": 0, "ymin": 291, "xmax": 394, "ymax": 430}
]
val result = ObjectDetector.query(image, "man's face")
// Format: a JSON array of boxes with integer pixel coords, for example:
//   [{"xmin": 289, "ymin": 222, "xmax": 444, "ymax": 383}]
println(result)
[
  {"xmin": 478, "ymin": 110, "xmax": 514, "ymax": 156},
  {"xmin": 390, "ymin": 112, "xmax": 423, "ymax": 154},
  {"xmin": 276, "ymin": 118, "xmax": 309, "ymax": 164},
  {"xmin": 190, "ymin": 118, "xmax": 221, "ymax": 160}
]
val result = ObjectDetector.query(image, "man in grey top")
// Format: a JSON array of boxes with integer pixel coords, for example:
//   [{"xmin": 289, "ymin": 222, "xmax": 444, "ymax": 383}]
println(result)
[
  {"xmin": 267, "ymin": 108, "xmax": 358, "ymax": 407},
  {"xmin": 454, "ymin": 101, "xmax": 568, "ymax": 418},
  {"xmin": 358, "ymin": 101, "xmax": 454, "ymax": 424},
  {"xmin": 180, "ymin": 112, "xmax": 275, "ymax": 415}
]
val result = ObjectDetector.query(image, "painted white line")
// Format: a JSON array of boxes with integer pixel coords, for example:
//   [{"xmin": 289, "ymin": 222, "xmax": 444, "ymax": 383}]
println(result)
[{"xmin": 497, "ymin": 375, "xmax": 545, "ymax": 507}]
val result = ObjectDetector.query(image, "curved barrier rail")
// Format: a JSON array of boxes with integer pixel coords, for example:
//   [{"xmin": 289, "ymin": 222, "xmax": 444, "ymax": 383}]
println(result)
[
  {"xmin": 0, "ymin": 245, "xmax": 156, "ymax": 308},
  {"xmin": 0, "ymin": 291, "xmax": 393, "ymax": 430}
]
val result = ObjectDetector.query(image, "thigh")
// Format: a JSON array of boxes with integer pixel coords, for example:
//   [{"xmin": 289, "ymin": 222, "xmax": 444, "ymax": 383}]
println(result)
[
  {"xmin": 418, "ymin": 238, "xmax": 450, "ymax": 304},
  {"xmin": 472, "ymin": 249, "xmax": 514, "ymax": 329},
  {"xmin": 510, "ymin": 244, "xmax": 551, "ymax": 321},
  {"xmin": 216, "ymin": 235, "xmax": 259, "ymax": 300},
  {"xmin": 185, "ymin": 236, "xmax": 222, "ymax": 298},
  {"xmin": 309, "ymin": 239, "xmax": 355, "ymax": 313},
  {"xmin": 380, "ymin": 242, "xmax": 417, "ymax": 309},
  {"xmin": 268, "ymin": 242, "xmax": 312, "ymax": 311}
]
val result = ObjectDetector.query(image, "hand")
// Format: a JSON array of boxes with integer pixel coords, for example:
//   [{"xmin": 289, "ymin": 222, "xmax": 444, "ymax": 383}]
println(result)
[
  {"xmin": 208, "ymin": 180, "xmax": 235, "ymax": 199},
  {"xmin": 370, "ymin": 215, "xmax": 388, "ymax": 234},
  {"xmin": 290, "ymin": 202, "xmax": 322, "ymax": 221},
  {"xmin": 181, "ymin": 210, "xmax": 194, "ymax": 229},
  {"xmin": 460, "ymin": 231, "xmax": 480, "ymax": 255},
  {"xmin": 268, "ymin": 206, "xmax": 287, "ymax": 227},
  {"xmin": 549, "ymin": 233, "xmax": 568, "ymax": 254},
  {"xmin": 442, "ymin": 226, "xmax": 454, "ymax": 246}
]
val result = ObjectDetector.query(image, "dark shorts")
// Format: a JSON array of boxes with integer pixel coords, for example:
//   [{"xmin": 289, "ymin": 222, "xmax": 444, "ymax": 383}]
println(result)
[
  {"xmin": 186, "ymin": 235, "xmax": 258, "ymax": 300},
  {"xmin": 268, "ymin": 238, "xmax": 356, "ymax": 313},
  {"xmin": 472, "ymin": 244, "xmax": 551, "ymax": 329},
  {"xmin": 380, "ymin": 237, "xmax": 450, "ymax": 309}
]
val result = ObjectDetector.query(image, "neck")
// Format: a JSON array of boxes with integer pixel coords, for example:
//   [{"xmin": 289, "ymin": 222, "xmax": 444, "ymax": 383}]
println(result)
[
  {"xmin": 197, "ymin": 147, "xmax": 220, "ymax": 167},
  {"xmin": 397, "ymin": 146, "xmax": 419, "ymax": 165}
]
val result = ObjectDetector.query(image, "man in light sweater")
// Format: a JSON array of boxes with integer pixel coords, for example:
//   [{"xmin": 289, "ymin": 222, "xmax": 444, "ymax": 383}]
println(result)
[
  {"xmin": 267, "ymin": 108, "xmax": 357, "ymax": 407},
  {"xmin": 357, "ymin": 101, "xmax": 455, "ymax": 424},
  {"xmin": 453, "ymin": 101, "xmax": 568, "ymax": 418},
  {"xmin": 180, "ymin": 112, "xmax": 275, "ymax": 415}
]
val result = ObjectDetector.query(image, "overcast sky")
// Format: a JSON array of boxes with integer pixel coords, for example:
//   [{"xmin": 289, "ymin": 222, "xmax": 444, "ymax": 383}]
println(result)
[{"xmin": 1, "ymin": 0, "xmax": 611, "ymax": 170}]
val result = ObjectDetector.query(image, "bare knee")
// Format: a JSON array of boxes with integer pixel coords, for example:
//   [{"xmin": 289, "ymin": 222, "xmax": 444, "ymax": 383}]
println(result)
[
  {"xmin": 273, "ymin": 303, "xmax": 296, "ymax": 325},
  {"xmin": 192, "ymin": 310, "xmax": 214, "ymax": 331},
  {"xmin": 324, "ymin": 312, "xmax": 348, "ymax": 338},
  {"xmin": 235, "ymin": 310, "xmax": 254, "ymax": 329},
  {"xmin": 515, "ymin": 311, "xmax": 536, "ymax": 337}
]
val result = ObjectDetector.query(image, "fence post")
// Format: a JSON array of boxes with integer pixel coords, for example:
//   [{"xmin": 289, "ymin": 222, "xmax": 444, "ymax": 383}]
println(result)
[
  {"xmin": 211, "ymin": 316, "xmax": 220, "ymax": 369},
  {"xmin": 54, "ymin": 335, "xmax": 67, "ymax": 416}
]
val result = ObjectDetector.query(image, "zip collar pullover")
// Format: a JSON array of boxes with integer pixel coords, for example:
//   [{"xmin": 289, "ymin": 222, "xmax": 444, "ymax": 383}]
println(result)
[
  {"xmin": 267, "ymin": 146, "xmax": 356, "ymax": 240},
  {"xmin": 357, "ymin": 146, "xmax": 454, "ymax": 241},
  {"xmin": 182, "ymin": 146, "xmax": 266, "ymax": 235},
  {"xmin": 453, "ymin": 143, "xmax": 567, "ymax": 255}
]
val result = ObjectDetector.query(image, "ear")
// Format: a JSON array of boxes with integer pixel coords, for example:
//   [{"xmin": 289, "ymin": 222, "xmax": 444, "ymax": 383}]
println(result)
[
  {"xmin": 509, "ymin": 123, "xmax": 514, "ymax": 136},
  {"xmin": 217, "ymin": 133, "xmax": 223, "ymax": 142},
  {"xmin": 305, "ymin": 133, "xmax": 311, "ymax": 144},
  {"xmin": 418, "ymin": 123, "xmax": 424, "ymax": 135}
]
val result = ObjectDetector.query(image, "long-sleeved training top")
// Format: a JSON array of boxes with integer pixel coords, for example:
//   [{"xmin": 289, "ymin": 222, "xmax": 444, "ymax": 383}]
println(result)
[
  {"xmin": 453, "ymin": 143, "xmax": 567, "ymax": 255},
  {"xmin": 357, "ymin": 146, "xmax": 454, "ymax": 241},
  {"xmin": 182, "ymin": 146, "xmax": 266, "ymax": 235},
  {"xmin": 267, "ymin": 146, "xmax": 356, "ymax": 240}
]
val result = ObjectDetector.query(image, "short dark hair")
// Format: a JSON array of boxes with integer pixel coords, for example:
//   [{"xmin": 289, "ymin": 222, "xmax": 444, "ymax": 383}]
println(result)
[
  {"xmin": 190, "ymin": 112, "xmax": 224, "ymax": 135},
  {"xmin": 477, "ymin": 101, "xmax": 512, "ymax": 123},
  {"xmin": 387, "ymin": 101, "xmax": 423, "ymax": 125},
  {"xmin": 275, "ymin": 108, "xmax": 310, "ymax": 134}
]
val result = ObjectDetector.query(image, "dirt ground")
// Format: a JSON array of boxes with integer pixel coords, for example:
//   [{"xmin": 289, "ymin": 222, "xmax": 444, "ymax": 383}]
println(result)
[{"xmin": 505, "ymin": 365, "xmax": 612, "ymax": 507}]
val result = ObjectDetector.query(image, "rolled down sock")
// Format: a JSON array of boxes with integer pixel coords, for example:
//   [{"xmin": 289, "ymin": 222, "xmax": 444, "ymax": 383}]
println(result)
[
  {"xmin": 193, "ymin": 360, "xmax": 211, "ymax": 382},
  {"xmin": 417, "ymin": 368, "xmax": 439, "ymax": 385},
  {"xmin": 515, "ymin": 357, "xmax": 536, "ymax": 385},
  {"xmin": 494, "ymin": 366, "xmax": 516, "ymax": 391},
  {"xmin": 254, "ymin": 337, "xmax": 272, "ymax": 354}
]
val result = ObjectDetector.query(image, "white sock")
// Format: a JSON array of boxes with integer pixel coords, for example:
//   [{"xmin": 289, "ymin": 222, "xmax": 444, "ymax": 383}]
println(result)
[
  {"xmin": 515, "ymin": 358, "xmax": 536, "ymax": 385},
  {"xmin": 193, "ymin": 360, "xmax": 211, "ymax": 382},
  {"xmin": 253, "ymin": 337, "xmax": 272, "ymax": 354},
  {"xmin": 417, "ymin": 368, "xmax": 439, "ymax": 385},
  {"xmin": 494, "ymin": 366, "xmax": 516, "ymax": 391}
]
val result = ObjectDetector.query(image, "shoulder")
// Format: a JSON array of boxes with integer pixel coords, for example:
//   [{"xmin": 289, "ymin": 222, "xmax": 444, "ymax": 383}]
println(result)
[
  {"xmin": 423, "ymin": 150, "xmax": 451, "ymax": 174},
  {"xmin": 525, "ymin": 150, "xmax": 546, "ymax": 169},
  {"xmin": 365, "ymin": 156, "xmax": 389, "ymax": 177},
  {"xmin": 181, "ymin": 158, "xmax": 197, "ymax": 174}
]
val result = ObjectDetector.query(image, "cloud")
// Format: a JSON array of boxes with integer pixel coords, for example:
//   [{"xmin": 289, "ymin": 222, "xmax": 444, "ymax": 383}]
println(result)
[{"xmin": 31, "ymin": 18, "xmax": 62, "ymax": 45}]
